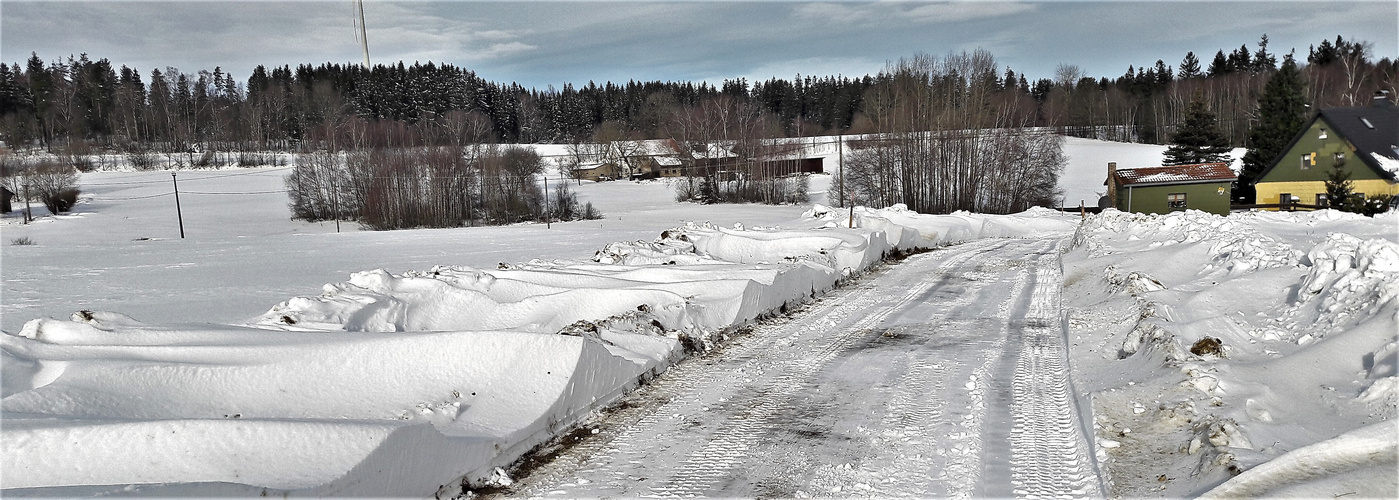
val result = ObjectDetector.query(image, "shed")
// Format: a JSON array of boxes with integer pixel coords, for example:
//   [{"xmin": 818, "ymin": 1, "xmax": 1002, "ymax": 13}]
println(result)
[
  {"xmin": 1, "ymin": 186, "xmax": 13, "ymax": 214},
  {"xmin": 1106, "ymin": 162, "xmax": 1235, "ymax": 215}
]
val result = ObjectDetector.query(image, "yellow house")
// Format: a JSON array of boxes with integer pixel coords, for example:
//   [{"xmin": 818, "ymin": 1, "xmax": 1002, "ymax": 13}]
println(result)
[{"xmin": 1254, "ymin": 92, "xmax": 1399, "ymax": 208}]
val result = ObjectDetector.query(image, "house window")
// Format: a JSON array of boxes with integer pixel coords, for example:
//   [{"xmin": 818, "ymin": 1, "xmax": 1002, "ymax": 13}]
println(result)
[
  {"xmin": 1280, "ymin": 192, "xmax": 1292, "ymax": 206},
  {"xmin": 1316, "ymin": 194, "xmax": 1329, "ymax": 207},
  {"xmin": 1300, "ymin": 154, "xmax": 1313, "ymax": 169},
  {"xmin": 1334, "ymin": 151, "xmax": 1346, "ymax": 166},
  {"xmin": 1318, "ymin": 128, "xmax": 1328, "ymax": 139},
  {"xmin": 1167, "ymin": 193, "xmax": 1187, "ymax": 209}
]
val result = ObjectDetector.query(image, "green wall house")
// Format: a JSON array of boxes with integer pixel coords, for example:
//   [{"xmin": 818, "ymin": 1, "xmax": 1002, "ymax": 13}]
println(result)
[
  {"xmin": 1105, "ymin": 162, "xmax": 1235, "ymax": 215},
  {"xmin": 1253, "ymin": 93, "xmax": 1399, "ymax": 209}
]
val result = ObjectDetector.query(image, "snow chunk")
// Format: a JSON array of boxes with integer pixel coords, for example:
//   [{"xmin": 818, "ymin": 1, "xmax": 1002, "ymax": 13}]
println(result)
[{"xmin": 1200, "ymin": 420, "xmax": 1399, "ymax": 498}]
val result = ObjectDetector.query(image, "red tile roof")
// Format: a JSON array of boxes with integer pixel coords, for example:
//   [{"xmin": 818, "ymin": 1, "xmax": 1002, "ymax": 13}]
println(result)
[{"xmin": 1111, "ymin": 162, "xmax": 1235, "ymax": 187}]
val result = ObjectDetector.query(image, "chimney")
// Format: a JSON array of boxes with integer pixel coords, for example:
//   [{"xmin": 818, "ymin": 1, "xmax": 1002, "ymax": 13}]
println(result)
[
  {"xmin": 1374, "ymin": 90, "xmax": 1393, "ymax": 107},
  {"xmin": 1106, "ymin": 162, "xmax": 1118, "ymax": 208}
]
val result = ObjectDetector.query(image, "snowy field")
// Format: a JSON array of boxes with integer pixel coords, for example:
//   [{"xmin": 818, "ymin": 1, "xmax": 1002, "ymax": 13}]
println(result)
[
  {"xmin": 1, "ymin": 136, "xmax": 1395, "ymax": 496},
  {"xmin": 1, "ymin": 135, "xmax": 1148, "ymax": 334}
]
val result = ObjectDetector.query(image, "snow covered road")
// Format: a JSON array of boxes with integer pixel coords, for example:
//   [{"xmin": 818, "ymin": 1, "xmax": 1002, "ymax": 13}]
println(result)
[{"xmin": 500, "ymin": 238, "xmax": 1103, "ymax": 498}]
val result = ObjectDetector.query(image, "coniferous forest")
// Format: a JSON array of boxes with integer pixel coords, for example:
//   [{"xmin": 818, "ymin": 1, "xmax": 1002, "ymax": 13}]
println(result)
[
  {"xmin": 1, "ymin": 35, "xmax": 1391, "ymax": 152},
  {"xmin": 0, "ymin": 35, "xmax": 1393, "ymax": 227}
]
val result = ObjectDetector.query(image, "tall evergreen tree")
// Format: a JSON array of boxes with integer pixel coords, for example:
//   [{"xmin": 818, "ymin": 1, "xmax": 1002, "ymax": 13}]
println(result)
[
  {"xmin": 1228, "ymin": 44, "xmax": 1253, "ymax": 72},
  {"xmin": 1207, "ymin": 50, "xmax": 1230, "ymax": 77},
  {"xmin": 1179, "ymin": 51, "xmax": 1202, "ymax": 79},
  {"xmin": 1252, "ymin": 34, "xmax": 1277, "ymax": 72},
  {"xmin": 1162, "ymin": 92, "xmax": 1232, "ymax": 166},
  {"xmin": 1238, "ymin": 55, "xmax": 1307, "ymax": 202}
]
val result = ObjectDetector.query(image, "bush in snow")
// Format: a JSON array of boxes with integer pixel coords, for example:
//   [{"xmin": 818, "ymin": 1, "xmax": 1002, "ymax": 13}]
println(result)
[
  {"xmin": 46, "ymin": 187, "xmax": 80, "ymax": 214},
  {"xmin": 2, "ymin": 158, "xmax": 81, "ymax": 215},
  {"xmin": 287, "ymin": 145, "xmax": 570, "ymax": 230},
  {"xmin": 125, "ymin": 148, "xmax": 159, "ymax": 171}
]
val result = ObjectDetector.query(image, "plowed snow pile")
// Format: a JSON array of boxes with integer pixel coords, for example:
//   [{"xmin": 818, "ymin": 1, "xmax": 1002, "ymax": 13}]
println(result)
[
  {"xmin": 1062, "ymin": 208, "xmax": 1399, "ymax": 497},
  {"xmin": 1, "ymin": 206, "xmax": 1075, "ymax": 496}
]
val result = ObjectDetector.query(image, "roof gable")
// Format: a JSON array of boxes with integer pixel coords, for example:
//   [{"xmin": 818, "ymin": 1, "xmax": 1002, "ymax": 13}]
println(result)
[
  {"xmin": 1112, "ymin": 163, "xmax": 1235, "ymax": 187},
  {"xmin": 1256, "ymin": 103, "xmax": 1399, "ymax": 184},
  {"xmin": 1319, "ymin": 104, "xmax": 1399, "ymax": 179}
]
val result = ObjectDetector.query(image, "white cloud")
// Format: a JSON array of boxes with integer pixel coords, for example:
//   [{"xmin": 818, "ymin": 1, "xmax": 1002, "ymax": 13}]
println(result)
[
  {"xmin": 899, "ymin": 2, "xmax": 1038, "ymax": 23},
  {"xmin": 793, "ymin": 1, "xmax": 1036, "ymax": 27},
  {"xmin": 476, "ymin": 41, "xmax": 538, "ymax": 60},
  {"xmin": 792, "ymin": 3, "xmax": 873, "ymax": 23}
]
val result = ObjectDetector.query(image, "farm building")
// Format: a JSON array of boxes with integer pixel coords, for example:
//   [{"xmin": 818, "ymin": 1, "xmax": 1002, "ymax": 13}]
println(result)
[
  {"xmin": 573, "ymin": 162, "xmax": 620, "ymax": 182},
  {"xmin": 1105, "ymin": 161, "xmax": 1235, "ymax": 215}
]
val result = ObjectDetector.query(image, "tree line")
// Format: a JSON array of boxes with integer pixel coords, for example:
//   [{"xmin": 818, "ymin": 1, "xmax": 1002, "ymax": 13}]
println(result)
[
  {"xmin": 0, "ymin": 34, "xmax": 1393, "ymax": 225},
  {"xmin": 1, "ymin": 34, "xmax": 1392, "ymax": 155}
]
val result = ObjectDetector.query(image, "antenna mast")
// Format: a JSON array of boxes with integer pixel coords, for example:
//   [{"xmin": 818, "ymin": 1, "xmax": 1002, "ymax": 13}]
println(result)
[{"xmin": 354, "ymin": 0, "xmax": 371, "ymax": 68}]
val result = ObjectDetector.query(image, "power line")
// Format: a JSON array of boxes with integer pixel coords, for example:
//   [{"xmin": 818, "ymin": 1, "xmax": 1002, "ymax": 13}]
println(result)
[
  {"xmin": 100, "ymin": 192, "xmax": 175, "ymax": 201},
  {"xmin": 80, "ymin": 167, "xmax": 292, "ymax": 186},
  {"xmin": 181, "ymin": 190, "xmax": 288, "ymax": 195}
]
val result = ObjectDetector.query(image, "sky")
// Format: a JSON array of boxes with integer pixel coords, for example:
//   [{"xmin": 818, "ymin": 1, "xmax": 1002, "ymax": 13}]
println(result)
[{"xmin": 3, "ymin": 1, "xmax": 1396, "ymax": 89}]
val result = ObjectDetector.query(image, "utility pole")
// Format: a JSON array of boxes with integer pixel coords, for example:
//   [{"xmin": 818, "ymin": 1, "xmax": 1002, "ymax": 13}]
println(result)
[
  {"xmin": 354, "ymin": 0, "xmax": 371, "ymax": 68},
  {"xmin": 172, "ymin": 172, "xmax": 185, "ymax": 239},
  {"xmin": 838, "ymin": 134, "xmax": 844, "ymax": 208}
]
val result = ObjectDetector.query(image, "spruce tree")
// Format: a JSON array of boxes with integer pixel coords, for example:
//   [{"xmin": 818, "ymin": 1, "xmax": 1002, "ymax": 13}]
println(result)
[
  {"xmin": 1253, "ymin": 34, "xmax": 1277, "ymax": 72},
  {"xmin": 1324, "ymin": 165, "xmax": 1356, "ymax": 211},
  {"xmin": 1163, "ymin": 92, "xmax": 1232, "ymax": 166},
  {"xmin": 1238, "ymin": 55, "xmax": 1307, "ymax": 202},
  {"xmin": 1208, "ymin": 50, "xmax": 1230, "ymax": 77},
  {"xmin": 1179, "ymin": 52, "xmax": 1202, "ymax": 79}
]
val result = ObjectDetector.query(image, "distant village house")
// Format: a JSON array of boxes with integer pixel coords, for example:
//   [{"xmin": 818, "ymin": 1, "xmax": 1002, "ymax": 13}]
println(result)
[{"xmin": 575, "ymin": 139, "xmax": 823, "ymax": 181}]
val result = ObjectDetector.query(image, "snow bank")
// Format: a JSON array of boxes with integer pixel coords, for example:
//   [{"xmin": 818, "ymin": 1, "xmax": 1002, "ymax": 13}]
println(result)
[
  {"xmin": 1, "ymin": 205, "xmax": 1079, "ymax": 495},
  {"xmin": 1200, "ymin": 420, "xmax": 1399, "ymax": 498},
  {"xmin": 3, "ymin": 317, "xmax": 674, "ymax": 494},
  {"xmin": 1063, "ymin": 208, "xmax": 1399, "ymax": 497}
]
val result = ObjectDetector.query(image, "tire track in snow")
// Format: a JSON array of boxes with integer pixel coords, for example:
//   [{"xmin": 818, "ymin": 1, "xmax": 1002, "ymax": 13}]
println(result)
[
  {"xmin": 944, "ymin": 242, "xmax": 1041, "ymax": 500},
  {"xmin": 647, "ymin": 242, "xmax": 998, "ymax": 498},
  {"xmin": 502, "ymin": 239, "xmax": 1103, "ymax": 498},
  {"xmin": 1007, "ymin": 246, "xmax": 1099, "ymax": 499},
  {"xmin": 502, "ymin": 243, "xmax": 993, "ymax": 498},
  {"xmin": 743, "ymin": 240, "xmax": 1009, "ymax": 498}
]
